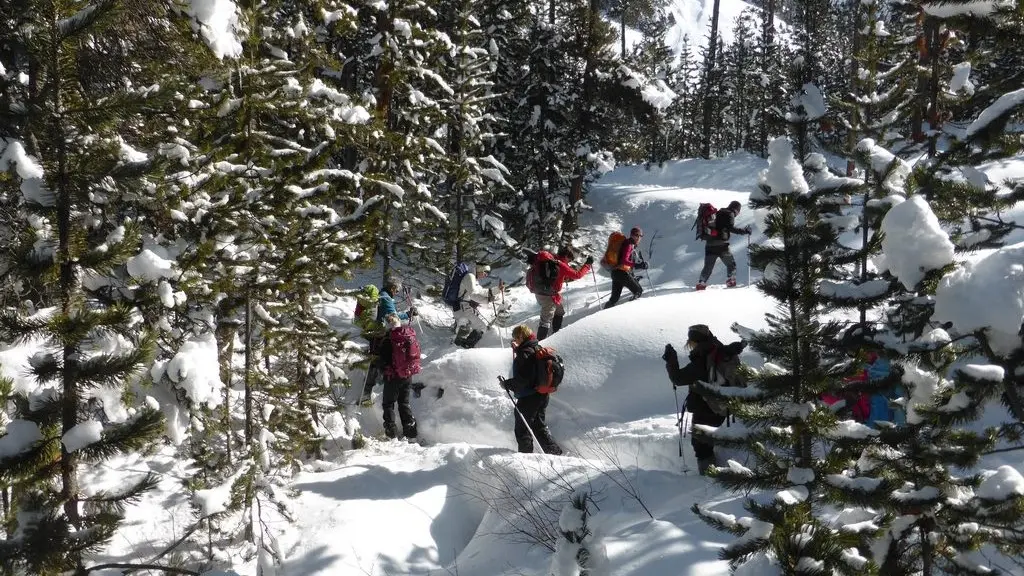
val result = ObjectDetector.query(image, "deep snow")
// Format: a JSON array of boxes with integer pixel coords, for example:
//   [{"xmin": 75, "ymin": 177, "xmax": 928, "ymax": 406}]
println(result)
[{"xmin": 5, "ymin": 151, "xmax": 1022, "ymax": 576}]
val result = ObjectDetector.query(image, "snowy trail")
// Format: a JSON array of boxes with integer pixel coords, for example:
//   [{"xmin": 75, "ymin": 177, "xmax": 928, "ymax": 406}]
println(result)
[{"xmin": 281, "ymin": 155, "xmax": 773, "ymax": 575}]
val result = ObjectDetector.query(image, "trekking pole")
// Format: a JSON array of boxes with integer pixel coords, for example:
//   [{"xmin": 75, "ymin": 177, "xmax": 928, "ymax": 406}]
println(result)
[
  {"xmin": 491, "ymin": 301, "xmax": 505, "ymax": 349},
  {"xmin": 639, "ymin": 250, "xmax": 656, "ymax": 294},
  {"xmin": 500, "ymin": 379, "xmax": 546, "ymax": 455},
  {"xmin": 745, "ymin": 233, "xmax": 753, "ymax": 286},
  {"xmin": 590, "ymin": 267, "xmax": 603, "ymax": 304},
  {"xmin": 405, "ymin": 287, "xmax": 423, "ymax": 333},
  {"xmin": 673, "ymin": 386, "xmax": 683, "ymax": 457}
]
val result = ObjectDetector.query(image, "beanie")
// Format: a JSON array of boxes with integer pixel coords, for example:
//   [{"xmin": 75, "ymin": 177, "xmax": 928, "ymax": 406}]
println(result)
[
  {"xmin": 630, "ymin": 226, "xmax": 643, "ymax": 237},
  {"xmin": 728, "ymin": 201, "xmax": 742, "ymax": 212},
  {"xmin": 687, "ymin": 324, "xmax": 713, "ymax": 344}
]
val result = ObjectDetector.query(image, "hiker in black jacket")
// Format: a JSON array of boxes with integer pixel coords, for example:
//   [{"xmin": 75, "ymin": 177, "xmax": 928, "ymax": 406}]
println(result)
[
  {"xmin": 697, "ymin": 201, "xmax": 750, "ymax": 290},
  {"xmin": 663, "ymin": 324, "xmax": 742, "ymax": 475},
  {"xmin": 499, "ymin": 325, "xmax": 563, "ymax": 455}
]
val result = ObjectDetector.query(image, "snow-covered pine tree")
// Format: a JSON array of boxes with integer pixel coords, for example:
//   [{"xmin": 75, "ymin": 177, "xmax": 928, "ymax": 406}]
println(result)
[
  {"xmin": 664, "ymin": 37, "xmax": 703, "ymax": 159},
  {"xmin": 838, "ymin": 190, "xmax": 1024, "ymax": 575},
  {"xmin": 692, "ymin": 135, "xmax": 882, "ymax": 574},
  {"xmin": 752, "ymin": 0, "xmax": 787, "ymax": 157},
  {"xmin": 0, "ymin": 0, "xmax": 213, "ymax": 567},
  {"xmin": 721, "ymin": 11, "xmax": 761, "ymax": 153},
  {"xmin": 622, "ymin": 3, "xmax": 676, "ymax": 165}
]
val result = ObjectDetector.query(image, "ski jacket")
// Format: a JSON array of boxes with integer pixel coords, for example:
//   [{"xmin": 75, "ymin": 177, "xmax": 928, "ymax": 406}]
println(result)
[
  {"xmin": 458, "ymin": 272, "xmax": 491, "ymax": 307},
  {"xmin": 504, "ymin": 339, "xmax": 542, "ymax": 399},
  {"xmin": 376, "ymin": 291, "xmax": 408, "ymax": 324},
  {"xmin": 615, "ymin": 239, "xmax": 640, "ymax": 272},
  {"xmin": 542, "ymin": 254, "xmax": 592, "ymax": 305},
  {"xmin": 665, "ymin": 339, "xmax": 722, "ymax": 420},
  {"xmin": 706, "ymin": 208, "xmax": 748, "ymax": 249}
]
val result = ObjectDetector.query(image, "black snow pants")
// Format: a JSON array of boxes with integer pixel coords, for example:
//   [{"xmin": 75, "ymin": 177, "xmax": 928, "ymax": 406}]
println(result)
[
  {"xmin": 513, "ymin": 393, "xmax": 562, "ymax": 455},
  {"xmin": 382, "ymin": 376, "xmax": 417, "ymax": 439},
  {"xmin": 604, "ymin": 268, "xmax": 643, "ymax": 308}
]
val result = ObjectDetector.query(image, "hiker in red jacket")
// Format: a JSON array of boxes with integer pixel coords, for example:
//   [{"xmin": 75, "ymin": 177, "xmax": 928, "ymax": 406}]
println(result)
[{"xmin": 528, "ymin": 246, "xmax": 592, "ymax": 340}]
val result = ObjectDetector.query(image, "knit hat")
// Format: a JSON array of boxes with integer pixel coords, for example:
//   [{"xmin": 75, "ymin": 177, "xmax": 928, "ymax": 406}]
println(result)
[
  {"xmin": 728, "ymin": 201, "xmax": 742, "ymax": 212},
  {"xmin": 687, "ymin": 324, "xmax": 713, "ymax": 344},
  {"xmin": 630, "ymin": 227, "xmax": 643, "ymax": 237}
]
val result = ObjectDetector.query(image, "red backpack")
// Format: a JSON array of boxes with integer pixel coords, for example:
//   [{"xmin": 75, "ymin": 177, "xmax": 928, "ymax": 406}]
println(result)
[
  {"xmin": 385, "ymin": 325, "xmax": 421, "ymax": 379},
  {"xmin": 534, "ymin": 346, "xmax": 565, "ymax": 394},
  {"xmin": 693, "ymin": 203, "xmax": 720, "ymax": 240}
]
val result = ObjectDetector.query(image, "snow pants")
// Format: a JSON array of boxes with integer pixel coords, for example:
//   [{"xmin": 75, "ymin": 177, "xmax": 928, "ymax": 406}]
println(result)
[
  {"xmin": 513, "ymin": 393, "xmax": 562, "ymax": 455},
  {"xmin": 535, "ymin": 294, "xmax": 565, "ymax": 331},
  {"xmin": 603, "ymin": 269, "xmax": 643, "ymax": 309},
  {"xmin": 689, "ymin": 403, "xmax": 725, "ymax": 461},
  {"xmin": 382, "ymin": 376, "xmax": 417, "ymax": 439},
  {"xmin": 698, "ymin": 244, "xmax": 737, "ymax": 284}
]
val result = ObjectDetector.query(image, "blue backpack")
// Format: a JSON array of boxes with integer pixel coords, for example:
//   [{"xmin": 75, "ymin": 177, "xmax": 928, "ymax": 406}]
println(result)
[{"xmin": 442, "ymin": 262, "xmax": 471, "ymax": 310}]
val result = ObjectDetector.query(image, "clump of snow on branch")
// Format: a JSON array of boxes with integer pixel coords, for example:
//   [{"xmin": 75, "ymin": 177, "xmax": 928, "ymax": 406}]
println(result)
[
  {"xmin": 856, "ymin": 138, "xmax": 910, "ymax": 194},
  {"xmin": 0, "ymin": 420, "xmax": 43, "ymax": 458},
  {"xmin": 933, "ymin": 242, "xmax": 1024, "ymax": 356},
  {"xmin": 977, "ymin": 466, "xmax": 1024, "ymax": 500},
  {"xmin": 618, "ymin": 65, "xmax": 677, "ymax": 112},
  {"xmin": 757, "ymin": 137, "xmax": 809, "ymax": 198},
  {"xmin": 877, "ymin": 195, "xmax": 955, "ymax": 289},
  {"xmin": 186, "ymin": 0, "xmax": 243, "ymax": 59},
  {"xmin": 61, "ymin": 420, "xmax": 103, "ymax": 453}
]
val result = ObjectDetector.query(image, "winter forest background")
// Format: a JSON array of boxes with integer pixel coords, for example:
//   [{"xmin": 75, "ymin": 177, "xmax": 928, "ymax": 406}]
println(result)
[{"xmin": 1, "ymin": 0, "xmax": 1024, "ymax": 573}]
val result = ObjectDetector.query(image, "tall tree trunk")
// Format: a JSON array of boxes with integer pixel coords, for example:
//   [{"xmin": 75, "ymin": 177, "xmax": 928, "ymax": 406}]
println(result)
[
  {"xmin": 621, "ymin": 4, "xmax": 626, "ymax": 56},
  {"xmin": 847, "ymin": 5, "xmax": 861, "ymax": 176},
  {"xmin": 565, "ymin": 0, "xmax": 601, "ymax": 237},
  {"xmin": 701, "ymin": 0, "xmax": 723, "ymax": 159},
  {"xmin": 51, "ymin": 7, "xmax": 81, "ymax": 535},
  {"xmin": 925, "ymin": 17, "xmax": 941, "ymax": 157},
  {"xmin": 243, "ymin": 292, "xmax": 253, "ymax": 446},
  {"xmin": 758, "ymin": 0, "xmax": 776, "ymax": 156}
]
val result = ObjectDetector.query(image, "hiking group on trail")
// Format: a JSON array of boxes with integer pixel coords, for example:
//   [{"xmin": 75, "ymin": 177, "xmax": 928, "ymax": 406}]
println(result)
[{"xmin": 351, "ymin": 200, "xmax": 768, "ymax": 453}]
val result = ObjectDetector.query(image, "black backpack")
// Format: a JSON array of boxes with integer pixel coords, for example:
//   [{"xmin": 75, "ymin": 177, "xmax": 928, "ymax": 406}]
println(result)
[
  {"xmin": 704, "ymin": 341, "xmax": 747, "ymax": 417},
  {"xmin": 527, "ymin": 258, "xmax": 559, "ymax": 296},
  {"xmin": 713, "ymin": 209, "xmax": 733, "ymax": 241}
]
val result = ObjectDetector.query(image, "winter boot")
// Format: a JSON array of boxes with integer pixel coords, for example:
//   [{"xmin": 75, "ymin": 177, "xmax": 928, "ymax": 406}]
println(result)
[
  {"xmin": 697, "ymin": 457, "xmax": 713, "ymax": 476},
  {"xmin": 536, "ymin": 325, "xmax": 550, "ymax": 341},
  {"xmin": 464, "ymin": 329, "xmax": 484, "ymax": 348},
  {"xmin": 551, "ymin": 314, "xmax": 564, "ymax": 334},
  {"xmin": 695, "ymin": 282, "xmax": 707, "ymax": 291},
  {"xmin": 383, "ymin": 420, "xmax": 398, "ymax": 439},
  {"xmin": 402, "ymin": 420, "xmax": 418, "ymax": 441},
  {"xmin": 726, "ymin": 277, "xmax": 737, "ymax": 288}
]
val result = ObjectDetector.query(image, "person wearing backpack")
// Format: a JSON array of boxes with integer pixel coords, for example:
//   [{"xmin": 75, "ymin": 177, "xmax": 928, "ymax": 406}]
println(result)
[
  {"xmin": 453, "ymin": 263, "xmax": 503, "ymax": 348},
  {"xmin": 602, "ymin": 227, "xmax": 647, "ymax": 309},
  {"xmin": 498, "ymin": 325, "xmax": 564, "ymax": 455},
  {"xmin": 361, "ymin": 277, "xmax": 417, "ymax": 405},
  {"xmin": 662, "ymin": 324, "xmax": 746, "ymax": 475},
  {"xmin": 527, "ymin": 247, "xmax": 593, "ymax": 340},
  {"xmin": 696, "ymin": 201, "xmax": 751, "ymax": 290},
  {"xmin": 376, "ymin": 314, "xmax": 420, "ymax": 440}
]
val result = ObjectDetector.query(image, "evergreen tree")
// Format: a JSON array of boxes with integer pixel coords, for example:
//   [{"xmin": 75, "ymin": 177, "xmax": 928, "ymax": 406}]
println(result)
[{"xmin": 0, "ymin": 0, "xmax": 214, "ymax": 567}]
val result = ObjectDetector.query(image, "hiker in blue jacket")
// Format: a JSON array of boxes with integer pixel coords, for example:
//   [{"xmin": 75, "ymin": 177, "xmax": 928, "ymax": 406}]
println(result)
[{"xmin": 361, "ymin": 276, "xmax": 417, "ymax": 404}]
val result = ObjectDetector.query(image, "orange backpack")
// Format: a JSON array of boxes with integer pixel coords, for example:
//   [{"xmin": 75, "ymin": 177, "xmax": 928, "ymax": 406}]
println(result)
[{"xmin": 600, "ymin": 231, "xmax": 627, "ymax": 270}]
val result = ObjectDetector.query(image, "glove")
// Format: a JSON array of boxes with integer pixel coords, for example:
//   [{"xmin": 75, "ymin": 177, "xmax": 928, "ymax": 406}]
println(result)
[
  {"xmin": 488, "ymin": 288, "xmax": 496, "ymax": 303},
  {"xmin": 635, "ymin": 261, "xmax": 648, "ymax": 270},
  {"xmin": 662, "ymin": 343, "xmax": 677, "ymax": 363},
  {"xmin": 585, "ymin": 255, "xmax": 594, "ymax": 265},
  {"xmin": 498, "ymin": 376, "xmax": 509, "ymax": 390},
  {"xmin": 469, "ymin": 300, "xmax": 480, "ymax": 309},
  {"xmin": 408, "ymin": 306, "xmax": 418, "ymax": 317}
]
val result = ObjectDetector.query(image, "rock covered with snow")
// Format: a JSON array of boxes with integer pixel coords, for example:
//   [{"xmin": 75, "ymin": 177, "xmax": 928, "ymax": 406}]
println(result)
[{"xmin": 877, "ymin": 195, "xmax": 955, "ymax": 289}]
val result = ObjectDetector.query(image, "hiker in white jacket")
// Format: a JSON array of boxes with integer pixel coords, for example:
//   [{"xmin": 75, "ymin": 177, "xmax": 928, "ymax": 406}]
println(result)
[{"xmin": 454, "ymin": 263, "xmax": 496, "ymax": 348}]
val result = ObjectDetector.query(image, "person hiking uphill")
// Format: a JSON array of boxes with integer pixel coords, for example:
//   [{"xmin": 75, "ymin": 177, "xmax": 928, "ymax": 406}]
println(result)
[
  {"xmin": 376, "ymin": 314, "xmax": 420, "ymax": 441},
  {"xmin": 603, "ymin": 227, "xmax": 646, "ymax": 309},
  {"xmin": 499, "ymin": 325, "xmax": 563, "ymax": 455},
  {"xmin": 696, "ymin": 201, "xmax": 751, "ymax": 290},
  {"xmin": 361, "ymin": 276, "xmax": 417, "ymax": 404},
  {"xmin": 453, "ymin": 263, "xmax": 499, "ymax": 348},
  {"xmin": 527, "ymin": 246, "xmax": 593, "ymax": 340},
  {"xmin": 662, "ymin": 324, "xmax": 746, "ymax": 475}
]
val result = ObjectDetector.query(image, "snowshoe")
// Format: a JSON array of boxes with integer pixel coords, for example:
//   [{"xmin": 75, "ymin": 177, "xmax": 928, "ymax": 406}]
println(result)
[
  {"xmin": 726, "ymin": 278, "xmax": 737, "ymax": 288},
  {"xmin": 695, "ymin": 282, "xmax": 707, "ymax": 291}
]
